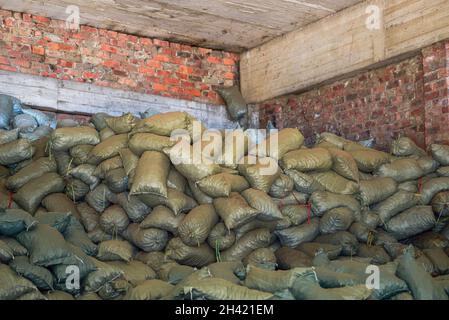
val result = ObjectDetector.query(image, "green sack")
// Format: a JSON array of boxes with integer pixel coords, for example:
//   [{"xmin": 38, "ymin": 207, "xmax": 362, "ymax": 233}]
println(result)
[
  {"xmin": 16, "ymin": 224, "xmax": 76, "ymax": 266},
  {"xmin": 9, "ymin": 256, "xmax": 54, "ymax": 290}
]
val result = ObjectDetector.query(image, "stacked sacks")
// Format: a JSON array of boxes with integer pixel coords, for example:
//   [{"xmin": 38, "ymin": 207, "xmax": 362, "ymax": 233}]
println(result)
[{"xmin": 1, "ymin": 108, "xmax": 449, "ymax": 300}]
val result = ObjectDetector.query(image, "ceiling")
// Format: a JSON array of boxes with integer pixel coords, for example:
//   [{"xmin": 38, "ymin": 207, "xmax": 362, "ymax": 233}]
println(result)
[{"xmin": 0, "ymin": 0, "xmax": 363, "ymax": 52}]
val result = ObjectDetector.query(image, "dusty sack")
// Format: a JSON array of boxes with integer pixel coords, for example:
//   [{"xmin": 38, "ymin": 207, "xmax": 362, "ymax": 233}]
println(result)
[
  {"xmin": 88, "ymin": 134, "xmax": 128, "ymax": 165},
  {"xmin": 6, "ymin": 157, "xmax": 57, "ymax": 191},
  {"xmin": 197, "ymin": 173, "xmax": 249, "ymax": 198},
  {"xmin": 281, "ymin": 148, "xmax": 333, "ymax": 172},
  {"xmin": 420, "ymin": 177, "xmax": 449, "ymax": 204},
  {"xmin": 140, "ymin": 205, "xmax": 184, "ymax": 235},
  {"xmin": 269, "ymin": 174, "xmax": 294, "ymax": 198},
  {"xmin": 285, "ymin": 169, "xmax": 325, "ymax": 194},
  {"xmin": 358, "ymin": 177, "xmax": 397, "ymax": 206},
  {"xmin": 328, "ymin": 148, "xmax": 359, "ymax": 182},
  {"xmin": 165, "ymin": 237, "xmax": 215, "ymax": 267},
  {"xmin": 213, "ymin": 192, "xmax": 260, "ymax": 230},
  {"xmin": 377, "ymin": 158, "xmax": 424, "ymax": 182},
  {"xmin": 139, "ymin": 188, "xmax": 197, "ymax": 215},
  {"xmin": 384, "ymin": 206, "xmax": 436, "ymax": 240},
  {"xmin": 13, "ymin": 172, "xmax": 65, "ymax": 213},
  {"xmin": 310, "ymin": 191, "xmax": 360, "ymax": 217},
  {"xmin": 178, "ymin": 204, "xmax": 219, "ymax": 246},
  {"xmin": 391, "ymin": 137, "xmax": 426, "ymax": 157},
  {"xmin": 319, "ymin": 207, "xmax": 354, "ymax": 235},
  {"xmin": 129, "ymin": 133, "xmax": 176, "ymax": 155},
  {"xmin": 431, "ymin": 144, "xmax": 449, "ymax": 166},
  {"xmin": 275, "ymin": 218, "xmax": 319, "ymax": 247},
  {"xmin": 51, "ymin": 126, "xmax": 100, "ymax": 151},
  {"xmin": 310, "ymin": 171, "xmax": 359, "ymax": 195},
  {"xmin": 349, "ymin": 149, "xmax": 390, "ymax": 173},
  {"xmin": 0, "ymin": 139, "xmax": 35, "ymax": 165},
  {"xmin": 241, "ymin": 188, "xmax": 283, "ymax": 221},
  {"xmin": 105, "ymin": 113, "xmax": 136, "ymax": 134},
  {"xmin": 372, "ymin": 191, "xmax": 420, "ymax": 223},
  {"xmin": 216, "ymin": 86, "xmax": 247, "ymax": 121},
  {"xmin": 221, "ymin": 228, "xmax": 273, "ymax": 262}
]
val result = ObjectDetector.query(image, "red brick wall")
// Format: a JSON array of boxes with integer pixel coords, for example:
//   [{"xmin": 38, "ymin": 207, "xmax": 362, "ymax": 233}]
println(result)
[
  {"xmin": 0, "ymin": 10, "xmax": 239, "ymax": 105},
  {"xmin": 422, "ymin": 41, "xmax": 449, "ymax": 146},
  {"xmin": 256, "ymin": 40, "xmax": 449, "ymax": 150}
]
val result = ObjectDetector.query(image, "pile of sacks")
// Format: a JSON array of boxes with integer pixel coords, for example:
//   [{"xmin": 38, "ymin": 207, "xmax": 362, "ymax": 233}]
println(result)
[{"xmin": 0, "ymin": 105, "xmax": 449, "ymax": 300}]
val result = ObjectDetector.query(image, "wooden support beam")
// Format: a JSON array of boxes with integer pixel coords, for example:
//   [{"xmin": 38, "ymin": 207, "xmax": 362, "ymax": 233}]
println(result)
[
  {"xmin": 0, "ymin": 71, "xmax": 241, "ymax": 129},
  {"xmin": 240, "ymin": 0, "xmax": 449, "ymax": 103}
]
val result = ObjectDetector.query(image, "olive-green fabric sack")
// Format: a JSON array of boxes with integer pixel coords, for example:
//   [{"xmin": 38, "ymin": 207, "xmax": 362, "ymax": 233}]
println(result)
[
  {"xmin": 221, "ymin": 228, "xmax": 273, "ymax": 262},
  {"xmin": 197, "ymin": 173, "xmax": 249, "ymax": 198},
  {"xmin": 34, "ymin": 211, "xmax": 71, "ymax": 233},
  {"xmin": 86, "ymin": 184, "xmax": 115, "ymax": 213},
  {"xmin": 99, "ymin": 204, "xmax": 130, "ymax": 235},
  {"xmin": 9, "ymin": 255, "xmax": 54, "ymax": 290},
  {"xmin": 0, "ymin": 238, "xmax": 13, "ymax": 262},
  {"xmin": 105, "ymin": 113, "xmax": 137, "ymax": 134},
  {"xmin": 328, "ymin": 148, "xmax": 359, "ymax": 182},
  {"xmin": 420, "ymin": 177, "xmax": 449, "ymax": 204},
  {"xmin": 13, "ymin": 172, "xmax": 65, "ymax": 213},
  {"xmin": 6, "ymin": 157, "xmax": 57, "ymax": 191},
  {"xmin": 132, "ymin": 111, "xmax": 195, "ymax": 136},
  {"xmin": 139, "ymin": 188, "xmax": 197, "ymax": 215},
  {"xmin": 107, "ymin": 260, "xmax": 156, "ymax": 286},
  {"xmin": 51, "ymin": 126, "xmax": 100, "ymax": 151},
  {"xmin": 66, "ymin": 178, "xmax": 90, "ymax": 201},
  {"xmin": 165, "ymin": 237, "xmax": 215, "ymax": 267},
  {"xmin": 310, "ymin": 171, "xmax": 359, "ymax": 195},
  {"xmin": 63, "ymin": 215, "xmax": 98, "ymax": 256},
  {"xmin": 275, "ymin": 218, "xmax": 319, "ymax": 248},
  {"xmin": 207, "ymin": 222, "xmax": 236, "ymax": 251},
  {"xmin": 97, "ymin": 240, "xmax": 134, "ymax": 262},
  {"xmin": 130, "ymin": 151, "xmax": 170, "ymax": 197},
  {"xmin": 377, "ymin": 158, "xmax": 424, "ymax": 182},
  {"xmin": 178, "ymin": 204, "xmax": 219, "ymax": 246},
  {"xmin": 244, "ymin": 265, "xmax": 312, "ymax": 293},
  {"xmin": 281, "ymin": 148, "xmax": 332, "ymax": 172},
  {"xmin": 285, "ymin": 169, "xmax": 325, "ymax": 194},
  {"xmin": 384, "ymin": 206, "xmax": 436, "ymax": 240},
  {"xmin": 93, "ymin": 156, "xmax": 123, "ymax": 179},
  {"xmin": 241, "ymin": 188, "xmax": 283, "ymax": 221},
  {"xmin": 0, "ymin": 208, "xmax": 38, "ymax": 236},
  {"xmin": 391, "ymin": 137, "xmax": 426, "ymax": 157},
  {"xmin": 0, "ymin": 139, "xmax": 35, "ymax": 165},
  {"xmin": 309, "ymin": 191, "xmax": 360, "ymax": 217},
  {"xmin": 213, "ymin": 192, "xmax": 260, "ymax": 230},
  {"xmin": 122, "ymin": 223, "xmax": 168, "ymax": 252},
  {"xmin": 269, "ymin": 174, "xmax": 294, "ymax": 198},
  {"xmin": 88, "ymin": 133, "xmax": 128, "ymax": 165},
  {"xmin": 319, "ymin": 207, "xmax": 354, "ymax": 235},
  {"xmin": 0, "ymin": 236, "xmax": 28, "ymax": 256},
  {"xmin": 140, "ymin": 205, "xmax": 183, "ymax": 234},
  {"xmin": 105, "ymin": 167, "xmax": 128, "ymax": 193},
  {"xmin": 216, "ymin": 86, "xmax": 247, "ymax": 121},
  {"xmin": 83, "ymin": 257, "xmax": 124, "ymax": 292},
  {"xmin": 358, "ymin": 177, "xmax": 397, "ymax": 206},
  {"xmin": 431, "ymin": 144, "xmax": 449, "ymax": 166},
  {"xmin": 314, "ymin": 231, "xmax": 359, "ymax": 256},
  {"xmin": 243, "ymin": 247, "xmax": 277, "ymax": 270},
  {"xmin": 69, "ymin": 164, "xmax": 99, "ymax": 188},
  {"xmin": 187, "ymin": 180, "xmax": 213, "ymax": 204},
  {"xmin": 349, "ymin": 149, "xmax": 390, "ymax": 173},
  {"xmin": 91, "ymin": 112, "xmax": 110, "ymax": 131},
  {"xmin": 183, "ymin": 277, "xmax": 273, "ymax": 300},
  {"xmin": 0, "ymin": 128, "xmax": 19, "ymax": 145},
  {"xmin": 372, "ymin": 190, "xmax": 420, "ymax": 223},
  {"xmin": 70, "ymin": 144, "xmax": 94, "ymax": 165},
  {"xmin": 238, "ymin": 157, "xmax": 280, "ymax": 193},
  {"xmin": 115, "ymin": 192, "xmax": 149, "ymax": 223},
  {"xmin": 248, "ymin": 128, "xmax": 304, "ymax": 159},
  {"xmin": 125, "ymin": 279, "xmax": 174, "ymax": 300},
  {"xmin": 41, "ymin": 192, "xmax": 81, "ymax": 220},
  {"xmin": 0, "ymin": 264, "xmax": 39, "ymax": 300},
  {"xmin": 16, "ymin": 224, "xmax": 76, "ymax": 266},
  {"xmin": 129, "ymin": 132, "xmax": 176, "ymax": 155},
  {"xmin": 397, "ymin": 246, "xmax": 447, "ymax": 300}
]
